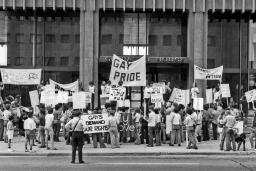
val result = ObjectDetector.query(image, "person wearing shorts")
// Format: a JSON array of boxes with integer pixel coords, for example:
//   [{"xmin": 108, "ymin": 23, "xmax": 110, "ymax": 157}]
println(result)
[
  {"xmin": 45, "ymin": 107, "xmax": 56, "ymax": 150},
  {"xmin": 7, "ymin": 115, "xmax": 14, "ymax": 152}
]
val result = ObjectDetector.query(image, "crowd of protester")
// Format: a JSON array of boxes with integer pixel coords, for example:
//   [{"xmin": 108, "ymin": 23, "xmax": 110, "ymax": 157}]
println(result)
[{"xmin": 0, "ymin": 80, "xmax": 256, "ymax": 159}]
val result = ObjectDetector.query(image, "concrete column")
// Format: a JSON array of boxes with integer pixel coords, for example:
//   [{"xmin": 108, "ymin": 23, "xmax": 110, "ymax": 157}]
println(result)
[
  {"xmin": 188, "ymin": 0, "xmax": 208, "ymax": 99},
  {"xmin": 80, "ymin": 9, "xmax": 99, "ymax": 108}
]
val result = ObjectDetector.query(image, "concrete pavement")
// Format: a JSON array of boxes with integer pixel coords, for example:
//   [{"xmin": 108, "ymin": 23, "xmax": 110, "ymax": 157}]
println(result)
[
  {"xmin": 0, "ymin": 156, "xmax": 255, "ymax": 171},
  {"xmin": 1, "ymin": 136, "xmax": 256, "ymax": 156}
]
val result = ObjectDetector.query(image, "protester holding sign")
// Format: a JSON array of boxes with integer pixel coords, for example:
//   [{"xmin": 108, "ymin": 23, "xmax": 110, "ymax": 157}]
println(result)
[{"xmin": 191, "ymin": 83, "xmax": 200, "ymax": 101}]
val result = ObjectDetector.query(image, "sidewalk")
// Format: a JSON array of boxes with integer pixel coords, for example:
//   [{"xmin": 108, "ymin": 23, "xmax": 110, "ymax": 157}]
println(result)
[{"xmin": 1, "ymin": 137, "xmax": 256, "ymax": 157}]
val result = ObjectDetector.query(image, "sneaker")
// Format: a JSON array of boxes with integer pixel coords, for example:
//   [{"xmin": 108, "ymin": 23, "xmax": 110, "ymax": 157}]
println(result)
[
  {"xmin": 25, "ymin": 149, "xmax": 29, "ymax": 152},
  {"xmin": 70, "ymin": 161, "xmax": 75, "ymax": 164},
  {"xmin": 79, "ymin": 161, "xmax": 85, "ymax": 164}
]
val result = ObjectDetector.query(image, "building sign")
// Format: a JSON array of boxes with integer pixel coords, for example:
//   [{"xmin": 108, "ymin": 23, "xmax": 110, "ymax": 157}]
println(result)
[{"xmin": 100, "ymin": 56, "xmax": 189, "ymax": 63}]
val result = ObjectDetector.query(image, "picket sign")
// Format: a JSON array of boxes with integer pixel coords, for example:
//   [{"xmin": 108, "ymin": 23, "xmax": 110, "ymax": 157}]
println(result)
[
  {"xmin": 245, "ymin": 89, "xmax": 256, "ymax": 102},
  {"xmin": 193, "ymin": 98, "xmax": 204, "ymax": 110},
  {"xmin": 152, "ymin": 82, "xmax": 165, "ymax": 94},
  {"xmin": 220, "ymin": 84, "xmax": 231, "ymax": 98},
  {"xmin": 234, "ymin": 121, "xmax": 244, "ymax": 135},
  {"xmin": 81, "ymin": 114, "xmax": 109, "ymax": 134},
  {"xmin": 40, "ymin": 84, "xmax": 55, "ymax": 106},
  {"xmin": 29, "ymin": 90, "xmax": 40, "ymax": 107},
  {"xmin": 72, "ymin": 92, "xmax": 91, "ymax": 109},
  {"xmin": 57, "ymin": 91, "xmax": 69, "ymax": 104},
  {"xmin": 206, "ymin": 88, "xmax": 213, "ymax": 104},
  {"xmin": 169, "ymin": 88, "xmax": 190, "ymax": 106},
  {"xmin": 151, "ymin": 93, "xmax": 163, "ymax": 103},
  {"xmin": 109, "ymin": 87, "xmax": 126, "ymax": 101}
]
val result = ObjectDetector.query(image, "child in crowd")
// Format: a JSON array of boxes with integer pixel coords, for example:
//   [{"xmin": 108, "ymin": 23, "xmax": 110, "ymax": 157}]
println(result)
[{"xmin": 7, "ymin": 115, "xmax": 14, "ymax": 152}]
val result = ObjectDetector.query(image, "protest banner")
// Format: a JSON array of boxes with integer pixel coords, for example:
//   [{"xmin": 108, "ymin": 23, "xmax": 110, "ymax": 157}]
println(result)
[
  {"xmin": 206, "ymin": 89, "xmax": 213, "ymax": 104},
  {"xmin": 194, "ymin": 65, "xmax": 223, "ymax": 80},
  {"xmin": 49, "ymin": 79, "xmax": 79, "ymax": 92},
  {"xmin": 72, "ymin": 92, "xmax": 87, "ymax": 109},
  {"xmin": 81, "ymin": 114, "xmax": 109, "ymax": 134},
  {"xmin": 29, "ymin": 90, "xmax": 39, "ymax": 107},
  {"xmin": 220, "ymin": 84, "xmax": 231, "ymax": 98},
  {"xmin": 0, "ymin": 68, "xmax": 41, "ymax": 85},
  {"xmin": 109, "ymin": 55, "xmax": 146, "ymax": 87},
  {"xmin": 151, "ymin": 93, "xmax": 163, "ymax": 103},
  {"xmin": 109, "ymin": 87, "xmax": 126, "ymax": 101},
  {"xmin": 193, "ymin": 98, "xmax": 204, "ymax": 110},
  {"xmin": 57, "ymin": 91, "xmax": 69, "ymax": 104},
  {"xmin": 152, "ymin": 82, "xmax": 165, "ymax": 94}
]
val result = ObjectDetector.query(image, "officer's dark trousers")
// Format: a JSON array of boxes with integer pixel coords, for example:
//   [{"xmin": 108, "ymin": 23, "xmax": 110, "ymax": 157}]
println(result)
[{"xmin": 71, "ymin": 132, "xmax": 84, "ymax": 162}]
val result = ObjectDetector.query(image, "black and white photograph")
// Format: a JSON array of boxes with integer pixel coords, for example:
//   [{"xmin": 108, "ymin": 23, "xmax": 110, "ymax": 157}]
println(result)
[{"xmin": 0, "ymin": 0, "xmax": 256, "ymax": 170}]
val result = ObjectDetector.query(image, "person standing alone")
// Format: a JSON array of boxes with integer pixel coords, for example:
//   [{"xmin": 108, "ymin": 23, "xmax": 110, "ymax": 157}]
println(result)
[{"xmin": 65, "ymin": 110, "xmax": 85, "ymax": 164}]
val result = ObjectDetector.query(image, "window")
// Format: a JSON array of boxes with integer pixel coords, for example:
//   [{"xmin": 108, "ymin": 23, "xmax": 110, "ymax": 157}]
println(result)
[
  {"xmin": 15, "ymin": 57, "xmax": 24, "ymax": 66},
  {"xmin": 16, "ymin": 33, "xmax": 24, "ymax": 43},
  {"xmin": 162, "ymin": 35, "xmax": 172, "ymax": 46},
  {"xmin": 101, "ymin": 34, "xmax": 112, "ymax": 44},
  {"xmin": 148, "ymin": 35, "xmax": 157, "ymax": 46},
  {"xmin": 60, "ymin": 57, "xmax": 69, "ymax": 66},
  {"xmin": 208, "ymin": 36, "xmax": 216, "ymax": 47},
  {"xmin": 74, "ymin": 56, "xmax": 79, "ymax": 66},
  {"xmin": 46, "ymin": 34, "xmax": 56, "ymax": 43},
  {"xmin": 30, "ymin": 34, "xmax": 42, "ymax": 44},
  {"xmin": 60, "ymin": 34, "xmax": 70, "ymax": 43},
  {"xmin": 44, "ymin": 57, "xmax": 56, "ymax": 66},
  {"xmin": 75, "ymin": 34, "xmax": 80, "ymax": 43}
]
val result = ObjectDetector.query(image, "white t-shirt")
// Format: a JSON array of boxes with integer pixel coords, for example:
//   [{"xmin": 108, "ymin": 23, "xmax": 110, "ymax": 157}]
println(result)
[
  {"xmin": 24, "ymin": 118, "xmax": 36, "ymax": 130},
  {"xmin": 148, "ymin": 111, "xmax": 156, "ymax": 127},
  {"xmin": 191, "ymin": 87, "xmax": 200, "ymax": 99},
  {"xmin": 45, "ymin": 114, "xmax": 54, "ymax": 128},
  {"xmin": 101, "ymin": 85, "xmax": 106, "ymax": 95},
  {"xmin": 172, "ymin": 113, "xmax": 181, "ymax": 125},
  {"xmin": 3, "ymin": 110, "xmax": 11, "ymax": 121},
  {"xmin": 134, "ymin": 113, "xmax": 141, "ymax": 123}
]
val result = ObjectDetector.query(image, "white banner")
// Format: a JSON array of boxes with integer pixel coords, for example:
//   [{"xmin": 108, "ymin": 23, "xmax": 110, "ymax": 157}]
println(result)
[
  {"xmin": 206, "ymin": 89, "xmax": 213, "ymax": 104},
  {"xmin": 29, "ymin": 90, "xmax": 40, "ymax": 107},
  {"xmin": 82, "ymin": 114, "xmax": 109, "ymax": 134},
  {"xmin": 194, "ymin": 65, "xmax": 223, "ymax": 80},
  {"xmin": 151, "ymin": 94, "xmax": 163, "ymax": 103},
  {"xmin": 49, "ymin": 79, "xmax": 79, "ymax": 92},
  {"xmin": 109, "ymin": 54, "xmax": 146, "ymax": 87},
  {"xmin": 220, "ymin": 84, "xmax": 231, "ymax": 98},
  {"xmin": 109, "ymin": 87, "xmax": 126, "ymax": 101},
  {"xmin": 0, "ymin": 68, "xmax": 41, "ymax": 85}
]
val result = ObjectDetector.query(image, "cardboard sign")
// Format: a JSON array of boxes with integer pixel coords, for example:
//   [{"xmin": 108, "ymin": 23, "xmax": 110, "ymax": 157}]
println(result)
[
  {"xmin": 82, "ymin": 114, "xmax": 109, "ymax": 134},
  {"xmin": 72, "ymin": 92, "xmax": 87, "ymax": 109},
  {"xmin": 29, "ymin": 90, "xmax": 39, "ymax": 107},
  {"xmin": 206, "ymin": 89, "xmax": 213, "ymax": 104},
  {"xmin": 220, "ymin": 84, "xmax": 231, "ymax": 98},
  {"xmin": 40, "ymin": 84, "xmax": 55, "ymax": 105},
  {"xmin": 109, "ymin": 55, "xmax": 146, "ymax": 87},
  {"xmin": 124, "ymin": 99, "xmax": 130, "ymax": 108},
  {"xmin": 234, "ymin": 121, "xmax": 244, "ymax": 135},
  {"xmin": 194, "ymin": 65, "xmax": 223, "ymax": 80},
  {"xmin": 152, "ymin": 82, "xmax": 165, "ymax": 94},
  {"xmin": 245, "ymin": 90, "xmax": 256, "ymax": 102},
  {"xmin": 193, "ymin": 98, "xmax": 204, "ymax": 110},
  {"xmin": 109, "ymin": 87, "xmax": 126, "ymax": 101},
  {"xmin": 154, "ymin": 102, "xmax": 162, "ymax": 108},
  {"xmin": 169, "ymin": 88, "xmax": 190, "ymax": 106},
  {"xmin": 214, "ymin": 91, "xmax": 221, "ymax": 103},
  {"xmin": 57, "ymin": 91, "xmax": 69, "ymax": 104},
  {"xmin": 151, "ymin": 93, "xmax": 163, "ymax": 103},
  {"xmin": 0, "ymin": 68, "xmax": 41, "ymax": 85}
]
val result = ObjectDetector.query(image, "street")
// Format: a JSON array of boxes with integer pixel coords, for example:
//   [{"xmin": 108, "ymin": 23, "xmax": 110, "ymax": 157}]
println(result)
[{"xmin": 0, "ymin": 156, "xmax": 255, "ymax": 171}]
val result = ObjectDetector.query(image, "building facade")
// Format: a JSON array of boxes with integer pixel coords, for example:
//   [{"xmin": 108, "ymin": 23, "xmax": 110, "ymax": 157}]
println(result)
[{"xmin": 0, "ymin": 0, "xmax": 255, "ymax": 107}]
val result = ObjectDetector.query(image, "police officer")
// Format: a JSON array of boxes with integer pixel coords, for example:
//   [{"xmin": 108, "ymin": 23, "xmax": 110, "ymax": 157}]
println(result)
[{"xmin": 65, "ymin": 110, "xmax": 85, "ymax": 164}]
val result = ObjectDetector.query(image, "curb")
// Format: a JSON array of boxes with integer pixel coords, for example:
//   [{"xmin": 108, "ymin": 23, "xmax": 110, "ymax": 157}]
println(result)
[{"xmin": 1, "ymin": 151, "xmax": 256, "ymax": 157}]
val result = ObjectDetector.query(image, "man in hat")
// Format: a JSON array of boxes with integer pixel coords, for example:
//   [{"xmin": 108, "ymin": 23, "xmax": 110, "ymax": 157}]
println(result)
[{"xmin": 65, "ymin": 110, "xmax": 85, "ymax": 164}]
